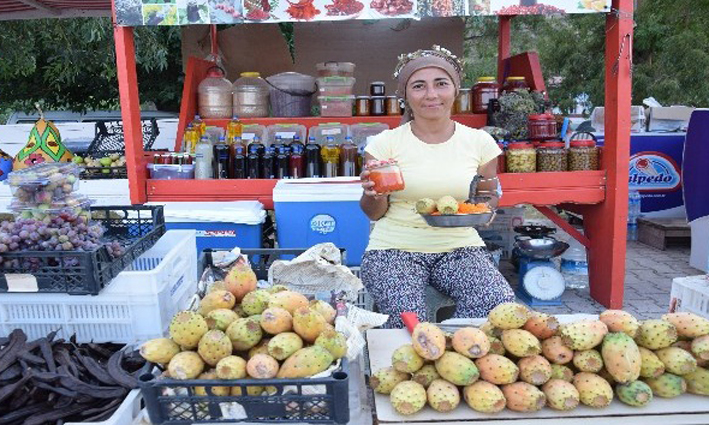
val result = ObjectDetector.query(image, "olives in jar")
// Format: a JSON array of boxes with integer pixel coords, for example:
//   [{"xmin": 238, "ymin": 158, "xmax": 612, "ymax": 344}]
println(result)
[
  {"xmin": 537, "ymin": 141, "xmax": 567, "ymax": 172},
  {"xmin": 506, "ymin": 142, "xmax": 536, "ymax": 173},
  {"xmin": 568, "ymin": 139, "xmax": 599, "ymax": 171}
]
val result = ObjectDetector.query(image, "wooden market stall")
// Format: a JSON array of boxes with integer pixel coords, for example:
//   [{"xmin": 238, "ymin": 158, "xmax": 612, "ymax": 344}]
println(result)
[{"xmin": 112, "ymin": 0, "xmax": 633, "ymax": 309}]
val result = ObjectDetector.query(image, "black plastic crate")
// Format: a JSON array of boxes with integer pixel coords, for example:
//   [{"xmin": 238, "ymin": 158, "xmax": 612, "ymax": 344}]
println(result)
[
  {"xmin": 139, "ymin": 359, "xmax": 350, "ymax": 425},
  {"xmin": 80, "ymin": 166, "xmax": 128, "ymax": 180},
  {"xmin": 87, "ymin": 119, "xmax": 160, "ymax": 157},
  {"xmin": 0, "ymin": 205, "xmax": 165, "ymax": 295}
]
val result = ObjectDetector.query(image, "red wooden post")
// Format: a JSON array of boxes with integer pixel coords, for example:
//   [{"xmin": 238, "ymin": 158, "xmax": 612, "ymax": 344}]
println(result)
[
  {"xmin": 583, "ymin": 0, "xmax": 634, "ymax": 308},
  {"xmin": 497, "ymin": 16, "xmax": 512, "ymax": 84},
  {"xmin": 112, "ymin": 4, "xmax": 146, "ymax": 204}
]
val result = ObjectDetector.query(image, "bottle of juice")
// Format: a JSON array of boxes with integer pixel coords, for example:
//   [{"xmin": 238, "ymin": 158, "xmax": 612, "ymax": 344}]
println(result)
[
  {"xmin": 226, "ymin": 115, "xmax": 243, "ymax": 141},
  {"xmin": 321, "ymin": 136, "xmax": 340, "ymax": 178},
  {"xmin": 290, "ymin": 143, "xmax": 305, "ymax": 179},
  {"xmin": 291, "ymin": 135, "xmax": 304, "ymax": 153},
  {"xmin": 340, "ymin": 136, "xmax": 358, "ymax": 177},
  {"xmin": 213, "ymin": 136, "xmax": 230, "ymax": 179},
  {"xmin": 182, "ymin": 124, "xmax": 199, "ymax": 153},
  {"xmin": 247, "ymin": 136, "xmax": 264, "ymax": 179},
  {"xmin": 194, "ymin": 136, "xmax": 214, "ymax": 179},
  {"xmin": 305, "ymin": 136, "xmax": 321, "ymax": 178},
  {"xmin": 191, "ymin": 114, "xmax": 207, "ymax": 137},
  {"xmin": 272, "ymin": 135, "xmax": 286, "ymax": 156},
  {"xmin": 248, "ymin": 136, "xmax": 266, "ymax": 157},
  {"xmin": 276, "ymin": 144, "xmax": 290, "ymax": 179},
  {"xmin": 230, "ymin": 136, "xmax": 247, "ymax": 179},
  {"xmin": 262, "ymin": 145, "xmax": 276, "ymax": 179}
]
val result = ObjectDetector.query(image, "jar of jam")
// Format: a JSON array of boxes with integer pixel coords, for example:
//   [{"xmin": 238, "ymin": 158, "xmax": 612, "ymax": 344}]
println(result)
[
  {"xmin": 370, "ymin": 96, "xmax": 386, "ymax": 116},
  {"xmin": 370, "ymin": 82, "xmax": 386, "ymax": 97},
  {"xmin": 366, "ymin": 159, "xmax": 405, "ymax": 193},
  {"xmin": 528, "ymin": 113, "xmax": 558, "ymax": 140},
  {"xmin": 386, "ymin": 96, "xmax": 401, "ymax": 116},
  {"xmin": 472, "ymin": 77, "xmax": 499, "ymax": 114},
  {"xmin": 536, "ymin": 141, "xmax": 567, "ymax": 172},
  {"xmin": 356, "ymin": 96, "xmax": 370, "ymax": 116},
  {"xmin": 455, "ymin": 88, "xmax": 472, "ymax": 114},
  {"xmin": 506, "ymin": 142, "xmax": 536, "ymax": 173},
  {"xmin": 568, "ymin": 139, "xmax": 599, "ymax": 171},
  {"xmin": 501, "ymin": 76, "xmax": 529, "ymax": 94},
  {"xmin": 496, "ymin": 142, "xmax": 506, "ymax": 174}
]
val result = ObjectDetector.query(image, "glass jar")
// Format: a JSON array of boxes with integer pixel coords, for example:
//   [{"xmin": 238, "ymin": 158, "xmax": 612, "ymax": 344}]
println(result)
[
  {"xmin": 528, "ymin": 113, "xmax": 557, "ymax": 141},
  {"xmin": 496, "ymin": 142, "xmax": 506, "ymax": 174},
  {"xmin": 455, "ymin": 88, "xmax": 472, "ymax": 114},
  {"xmin": 568, "ymin": 139, "xmax": 599, "ymax": 171},
  {"xmin": 506, "ymin": 142, "xmax": 536, "ymax": 173},
  {"xmin": 370, "ymin": 82, "xmax": 386, "ymax": 97},
  {"xmin": 355, "ymin": 96, "xmax": 370, "ymax": 116},
  {"xmin": 370, "ymin": 96, "xmax": 386, "ymax": 116},
  {"xmin": 386, "ymin": 96, "xmax": 401, "ymax": 116},
  {"xmin": 501, "ymin": 76, "xmax": 529, "ymax": 94},
  {"xmin": 366, "ymin": 159, "xmax": 405, "ymax": 193},
  {"xmin": 232, "ymin": 72, "xmax": 270, "ymax": 118},
  {"xmin": 472, "ymin": 77, "xmax": 500, "ymax": 114},
  {"xmin": 198, "ymin": 66, "xmax": 233, "ymax": 119},
  {"xmin": 536, "ymin": 141, "xmax": 568, "ymax": 172}
]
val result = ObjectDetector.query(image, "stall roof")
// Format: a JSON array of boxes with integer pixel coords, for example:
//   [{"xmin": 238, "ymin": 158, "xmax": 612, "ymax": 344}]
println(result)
[{"xmin": 0, "ymin": 0, "xmax": 111, "ymax": 21}]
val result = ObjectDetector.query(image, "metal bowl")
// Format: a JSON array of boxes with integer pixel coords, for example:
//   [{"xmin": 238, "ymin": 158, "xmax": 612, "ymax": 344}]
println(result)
[
  {"xmin": 421, "ymin": 211, "xmax": 494, "ymax": 228},
  {"xmin": 514, "ymin": 237, "xmax": 570, "ymax": 260}
]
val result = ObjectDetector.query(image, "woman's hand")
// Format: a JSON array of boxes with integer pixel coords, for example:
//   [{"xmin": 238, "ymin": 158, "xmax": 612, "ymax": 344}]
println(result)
[{"xmin": 360, "ymin": 168, "xmax": 387, "ymax": 199}]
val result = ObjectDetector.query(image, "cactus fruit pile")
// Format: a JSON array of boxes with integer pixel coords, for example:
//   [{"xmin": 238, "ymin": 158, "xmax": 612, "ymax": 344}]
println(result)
[
  {"xmin": 371, "ymin": 303, "xmax": 709, "ymax": 416},
  {"xmin": 416, "ymin": 196, "xmax": 490, "ymax": 216},
  {"xmin": 139, "ymin": 257, "xmax": 347, "ymax": 392}
]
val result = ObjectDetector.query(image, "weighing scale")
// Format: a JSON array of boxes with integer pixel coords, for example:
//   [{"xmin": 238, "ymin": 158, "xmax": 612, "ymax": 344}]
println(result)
[{"xmin": 513, "ymin": 225, "xmax": 569, "ymax": 306}]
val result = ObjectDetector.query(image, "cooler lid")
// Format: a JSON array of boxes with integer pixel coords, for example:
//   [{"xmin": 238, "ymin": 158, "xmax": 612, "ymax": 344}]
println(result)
[
  {"xmin": 273, "ymin": 177, "xmax": 363, "ymax": 202},
  {"xmin": 149, "ymin": 201, "xmax": 266, "ymax": 224}
]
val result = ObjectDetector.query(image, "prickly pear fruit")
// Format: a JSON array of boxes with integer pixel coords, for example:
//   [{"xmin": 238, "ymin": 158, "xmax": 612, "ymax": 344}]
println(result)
[
  {"xmin": 292, "ymin": 306, "xmax": 328, "ymax": 343},
  {"xmin": 488, "ymin": 302, "xmax": 531, "ymax": 330},
  {"xmin": 639, "ymin": 347, "xmax": 665, "ymax": 378},
  {"xmin": 390, "ymin": 381, "xmax": 427, "ymax": 415},
  {"xmin": 573, "ymin": 372, "xmax": 613, "ymax": 408},
  {"xmin": 518, "ymin": 355, "xmax": 552, "ymax": 386},
  {"xmin": 644, "ymin": 373, "xmax": 687, "ymax": 398},
  {"xmin": 268, "ymin": 291, "xmax": 309, "ymax": 314},
  {"xmin": 523, "ymin": 312, "xmax": 559, "ymax": 340},
  {"xmin": 370, "ymin": 367, "xmax": 410, "ymax": 394},
  {"xmin": 267, "ymin": 284, "xmax": 289, "ymax": 294},
  {"xmin": 194, "ymin": 370, "xmax": 230, "ymax": 396},
  {"xmin": 501, "ymin": 329, "xmax": 541, "ymax": 357},
  {"xmin": 559, "ymin": 320, "xmax": 608, "ymax": 351},
  {"xmin": 140, "ymin": 338, "xmax": 180, "ymax": 364},
  {"xmin": 267, "ymin": 332, "xmax": 303, "ymax": 361},
  {"xmin": 241, "ymin": 289, "xmax": 271, "ymax": 316},
  {"xmin": 412, "ymin": 323, "xmax": 446, "ymax": 360},
  {"xmin": 168, "ymin": 351, "xmax": 205, "ymax": 380},
  {"xmin": 226, "ymin": 317, "xmax": 263, "ymax": 351},
  {"xmin": 451, "ymin": 327, "xmax": 490, "ymax": 358},
  {"xmin": 415, "ymin": 198, "xmax": 437, "ymax": 215},
  {"xmin": 501, "ymin": 382, "xmax": 546, "ymax": 412},
  {"xmin": 479, "ymin": 321, "xmax": 502, "ymax": 338},
  {"xmin": 392, "ymin": 344, "xmax": 425, "ymax": 373},
  {"xmin": 542, "ymin": 336, "xmax": 574, "ymax": 364},
  {"xmin": 216, "ymin": 355, "xmax": 247, "ymax": 379},
  {"xmin": 310, "ymin": 300, "xmax": 337, "ymax": 325},
  {"xmin": 197, "ymin": 329, "xmax": 233, "ymax": 366},
  {"xmin": 315, "ymin": 329, "xmax": 348, "ymax": 360},
  {"xmin": 208, "ymin": 281, "xmax": 227, "ymax": 293},
  {"xmin": 463, "ymin": 381, "xmax": 506, "ymax": 413},
  {"xmin": 615, "ymin": 380, "xmax": 653, "ymax": 407},
  {"xmin": 426, "ymin": 379, "xmax": 460, "ymax": 413},
  {"xmin": 692, "ymin": 334, "xmax": 709, "ymax": 360},
  {"xmin": 247, "ymin": 354, "xmax": 280, "ymax": 379},
  {"xmin": 232, "ymin": 386, "xmax": 264, "ymax": 396},
  {"xmin": 436, "ymin": 195, "xmax": 459, "ymax": 215},
  {"xmin": 169, "ymin": 311, "xmax": 209, "ymax": 349},
  {"xmin": 655, "ymin": 347, "xmax": 697, "ymax": 375},
  {"xmin": 198, "ymin": 290, "xmax": 236, "ymax": 316},
  {"xmin": 684, "ymin": 366, "xmax": 709, "ymax": 396},
  {"xmin": 599, "ymin": 309, "xmax": 640, "ymax": 338},
  {"xmin": 248, "ymin": 338, "xmax": 271, "ymax": 358},
  {"xmin": 435, "ymin": 351, "xmax": 479, "ymax": 386},
  {"xmin": 411, "ymin": 364, "xmax": 439, "ymax": 388},
  {"xmin": 573, "ymin": 349, "xmax": 604, "ymax": 373},
  {"xmin": 542, "ymin": 379, "xmax": 580, "ymax": 411},
  {"xmin": 488, "ymin": 336, "xmax": 505, "ymax": 356},
  {"xmin": 475, "ymin": 354, "xmax": 519, "ymax": 385},
  {"xmin": 233, "ymin": 304, "xmax": 246, "ymax": 317},
  {"xmin": 635, "ymin": 319, "xmax": 678, "ymax": 350},
  {"xmin": 550, "ymin": 364, "xmax": 575, "ymax": 382},
  {"xmin": 224, "ymin": 256, "xmax": 257, "ymax": 302},
  {"xmin": 260, "ymin": 307, "xmax": 293, "ymax": 334},
  {"xmin": 601, "ymin": 332, "xmax": 641, "ymax": 383},
  {"xmin": 597, "ymin": 367, "xmax": 617, "ymax": 386},
  {"xmin": 662, "ymin": 312, "xmax": 709, "ymax": 338},
  {"xmin": 277, "ymin": 346, "xmax": 334, "ymax": 378},
  {"xmin": 206, "ymin": 308, "xmax": 240, "ymax": 331}
]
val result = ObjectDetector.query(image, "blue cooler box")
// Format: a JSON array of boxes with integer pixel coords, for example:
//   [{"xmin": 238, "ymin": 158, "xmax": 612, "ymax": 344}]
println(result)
[
  {"xmin": 159, "ymin": 201, "xmax": 266, "ymax": 255},
  {"xmin": 273, "ymin": 178, "xmax": 370, "ymax": 266}
]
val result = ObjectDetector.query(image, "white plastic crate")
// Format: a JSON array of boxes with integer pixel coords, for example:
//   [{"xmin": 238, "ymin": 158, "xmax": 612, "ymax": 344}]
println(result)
[
  {"xmin": 0, "ymin": 230, "xmax": 197, "ymax": 343},
  {"xmin": 66, "ymin": 389, "xmax": 143, "ymax": 425},
  {"xmin": 669, "ymin": 275, "xmax": 709, "ymax": 318}
]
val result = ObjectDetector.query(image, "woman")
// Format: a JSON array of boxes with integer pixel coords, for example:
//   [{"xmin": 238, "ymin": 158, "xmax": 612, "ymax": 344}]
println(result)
[{"xmin": 359, "ymin": 45, "xmax": 514, "ymax": 328}]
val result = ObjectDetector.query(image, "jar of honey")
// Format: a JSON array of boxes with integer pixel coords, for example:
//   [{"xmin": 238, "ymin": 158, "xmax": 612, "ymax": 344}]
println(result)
[
  {"xmin": 366, "ymin": 159, "xmax": 405, "ymax": 193},
  {"xmin": 501, "ymin": 76, "xmax": 529, "ymax": 94},
  {"xmin": 370, "ymin": 96, "xmax": 386, "ymax": 116},
  {"xmin": 472, "ymin": 77, "xmax": 499, "ymax": 114},
  {"xmin": 355, "ymin": 96, "xmax": 370, "ymax": 116},
  {"xmin": 386, "ymin": 96, "xmax": 401, "ymax": 116},
  {"xmin": 455, "ymin": 88, "xmax": 472, "ymax": 114}
]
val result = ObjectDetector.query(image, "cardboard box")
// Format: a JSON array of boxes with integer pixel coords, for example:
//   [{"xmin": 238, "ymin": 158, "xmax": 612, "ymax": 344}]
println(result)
[{"xmin": 648, "ymin": 106, "xmax": 694, "ymax": 132}]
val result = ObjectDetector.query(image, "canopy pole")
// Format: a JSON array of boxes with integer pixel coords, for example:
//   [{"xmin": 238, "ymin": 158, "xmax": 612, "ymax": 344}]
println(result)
[{"xmin": 497, "ymin": 16, "xmax": 512, "ymax": 83}]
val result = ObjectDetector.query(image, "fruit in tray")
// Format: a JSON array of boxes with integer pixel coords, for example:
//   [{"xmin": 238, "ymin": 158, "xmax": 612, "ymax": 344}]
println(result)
[
  {"xmin": 416, "ymin": 196, "xmax": 491, "ymax": 216},
  {"xmin": 370, "ymin": 304, "xmax": 709, "ymax": 416},
  {"xmin": 8, "ymin": 162, "xmax": 81, "ymax": 204},
  {"xmin": 73, "ymin": 154, "xmax": 127, "ymax": 173}
]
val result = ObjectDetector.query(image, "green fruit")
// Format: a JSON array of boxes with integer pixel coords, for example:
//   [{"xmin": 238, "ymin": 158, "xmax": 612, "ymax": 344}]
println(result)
[{"xmin": 100, "ymin": 157, "xmax": 113, "ymax": 166}]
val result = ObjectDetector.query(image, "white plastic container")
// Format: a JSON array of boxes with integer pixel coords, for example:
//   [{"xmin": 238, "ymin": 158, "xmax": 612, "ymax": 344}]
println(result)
[
  {"xmin": 0, "ymin": 230, "xmax": 197, "ymax": 343},
  {"xmin": 309, "ymin": 122, "xmax": 349, "ymax": 145},
  {"xmin": 66, "ymin": 389, "xmax": 143, "ymax": 425},
  {"xmin": 669, "ymin": 275, "xmax": 709, "ymax": 318},
  {"xmin": 265, "ymin": 123, "xmax": 308, "ymax": 145},
  {"xmin": 561, "ymin": 235, "xmax": 589, "ymax": 289}
]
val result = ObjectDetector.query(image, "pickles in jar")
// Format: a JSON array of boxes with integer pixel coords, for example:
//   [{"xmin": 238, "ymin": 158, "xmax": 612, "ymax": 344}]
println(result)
[{"xmin": 506, "ymin": 142, "xmax": 536, "ymax": 173}]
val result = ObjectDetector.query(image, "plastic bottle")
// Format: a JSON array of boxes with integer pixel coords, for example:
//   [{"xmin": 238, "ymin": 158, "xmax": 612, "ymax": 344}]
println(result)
[
  {"xmin": 194, "ymin": 136, "xmax": 213, "ymax": 179},
  {"xmin": 191, "ymin": 115, "xmax": 206, "ymax": 137},
  {"xmin": 230, "ymin": 136, "xmax": 247, "ymax": 179},
  {"xmin": 321, "ymin": 136, "xmax": 340, "ymax": 177},
  {"xmin": 627, "ymin": 190, "xmax": 642, "ymax": 241},
  {"xmin": 305, "ymin": 136, "xmax": 322, "ymax": 178},
  {"xmin": 340, "ymin": 136, "xmax": 358, "ymax": 177},
  {"xmin": 561, "ymin": 234, "xmax": 589, "ymax": 290},
  {"xmin": 276, "ymin": 144, "xmax": 290, "ymax": 179},
  {"xmin": 262, "ymin": 145, "xmax": 276, "ymax": 179},
  {"xmin": 226, "ymin": 115, "xmax": 243, "ymax": 141},
  {"xmin": 247, "ymin": 136, "xmax": 265, "ymax": 179},
  {"xmin": 213, "ymin": 136, "xmax": 230, "ymax": 179},
  {"xmin": 272, "ymin": 135, "xmax": 286, "ymax": 156},
  {"xmin": 289, "ymin": 143, "xmax": 305, "ymax": 179}
]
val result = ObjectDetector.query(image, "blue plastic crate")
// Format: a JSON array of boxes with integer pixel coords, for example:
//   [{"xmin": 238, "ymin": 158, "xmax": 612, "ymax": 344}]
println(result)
[{"xmin": 165, "ymin": 222, "xmax": 262, "ymax": 255}]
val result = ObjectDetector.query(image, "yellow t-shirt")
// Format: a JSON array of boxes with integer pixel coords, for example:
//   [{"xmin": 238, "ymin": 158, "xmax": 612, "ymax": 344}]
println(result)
[{"xmin": 364, "ymin": 122, "xmax": 502, "ymax": 253}]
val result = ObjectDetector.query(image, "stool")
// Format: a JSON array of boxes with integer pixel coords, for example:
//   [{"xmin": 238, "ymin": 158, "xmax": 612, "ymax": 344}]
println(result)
[
  {"xmin": 637, "ymin": 217, "xmax": 691, "ymax": 250},
  {"xmin": 425, "ymin": 285, "xmax": 455, "ymax": 322}
]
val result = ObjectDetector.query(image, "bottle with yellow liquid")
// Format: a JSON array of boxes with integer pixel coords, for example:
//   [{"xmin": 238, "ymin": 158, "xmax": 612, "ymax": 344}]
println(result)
[
  {"xmin": 182, "ymin": 124, "xmax": 199, "ymax": 153},
  {"xmin": 321, "ymin": 136, "xmax": 340, "ymax": 178},
  {"xmin": 191, "ymin": 114, "xmax": 207, "ymax": 137},
  {"xmin": 226, "ymin": 115, "xmax": 243, "ymax": 142}
]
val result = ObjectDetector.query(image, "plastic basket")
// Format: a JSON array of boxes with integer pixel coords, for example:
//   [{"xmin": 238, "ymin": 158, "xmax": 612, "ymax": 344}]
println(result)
[
  {"xmin": 669, "ymin": 275, "xmax": 709, "ymax": 318},
  {"xmin": 0, "ymin": 230, "xmax": 197, "ymax": 343},
  {"xmin": 66, "ymin": 389, "xmax": 144, "ymax": 425},
  {"xmin": 139, "ymin": 359, "xmax": 350, "ymax": 425},
  {"xmin": 0, "ymin": 205, "xmax": 166, "ymax": 295},
  {"xmin": 87, "ymin": 119, "xmax": 160, "ymax": 156},
  {"xmin": 81, "ymin": 166, "xmax": 128, "ymax": 180}
]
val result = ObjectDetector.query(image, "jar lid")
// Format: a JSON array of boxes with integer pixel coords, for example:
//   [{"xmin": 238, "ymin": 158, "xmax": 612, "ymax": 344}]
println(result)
[
  {"xmin": 477, "ymin": 76, "xmax": 496, "ymax": 82},
  {"xmin": 241, "ymin": 72, "xmax": 261, "ymax": 78},
  {"xmin": 508, "ymin": 142, "xmax": 533, "ymax": 149},
  {"xmin": 528, "ymin": 114, "xmax": 550, "ymax": 120},
  {"xmin": 571, "ymin": 139, "xmax": 596, "ymax": 147},
  {"xmin": 365, "ymin": 158, "xmax": 398, "ymax": 169},
  {"xmin": 538, "ymin": 142, "xmax": 565, "ymax": 148},
  {"xmin": 459, "ymin": 88, "xmax": 471, "ymax": 92},
  {"xmin": 506, "ymin": 76, "xmax": 526, "ymax": 81},
  {"xmin": 386, "ymin": 95, "xmax": 398, "ymax": 99},
  {"xmin": 356, "ymin": 95, "xmax": 370, "ymax": 99},
  {"xmin": 370, "ymin": 81, "xmax": 385, "ymax": 86},
  {"xmin": 370, "ymin": 96, "xmax": 386, "ymax": 100}
]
